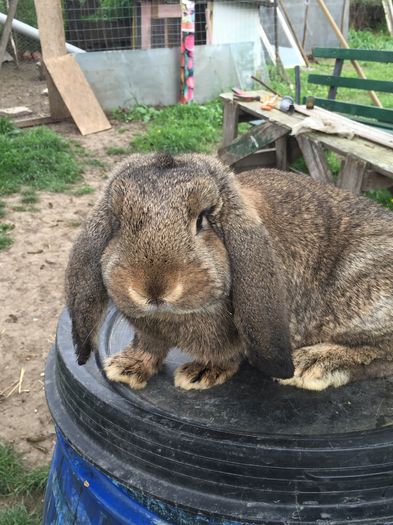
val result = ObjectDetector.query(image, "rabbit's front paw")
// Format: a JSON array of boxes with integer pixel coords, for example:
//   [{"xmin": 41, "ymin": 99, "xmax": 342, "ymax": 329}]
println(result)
[
  {"xmin": 276, "ymin": 345, "xmax": 350, "ymax": 391},
  {"xmin": 104, "ymin": 349, "xmax": 161, "ymax": 390},
  {"xmin": 174, "ymin": 361, "xmax": 239, "ymax": 390}
]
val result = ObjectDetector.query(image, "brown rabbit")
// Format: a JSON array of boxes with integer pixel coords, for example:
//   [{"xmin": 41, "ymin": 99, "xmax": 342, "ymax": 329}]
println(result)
[{"xmin": 66, "ymin": 153, "xmax": 393, "ymax": 391}]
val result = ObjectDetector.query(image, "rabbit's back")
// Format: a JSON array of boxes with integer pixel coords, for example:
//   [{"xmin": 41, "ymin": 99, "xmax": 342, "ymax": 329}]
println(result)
[{"xmin": 237, "ymin": 169, "xmax": 393, "ymax": 348}]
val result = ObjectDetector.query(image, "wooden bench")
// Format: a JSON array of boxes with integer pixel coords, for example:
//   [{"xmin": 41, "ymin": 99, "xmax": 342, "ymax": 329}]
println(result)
[
  {"xmin": 219, "ymin": 91, "xmax": 393, "ymax": 195},
  {"xmin": 308, "ymin": 48, "xmax": 393, "ymax": 130}
]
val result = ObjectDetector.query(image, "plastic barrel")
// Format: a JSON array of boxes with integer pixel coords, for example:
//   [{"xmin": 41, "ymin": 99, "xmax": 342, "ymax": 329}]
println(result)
[{"xmin": 44, "ymin": 306, "xmax": 393, "ymax": 524}]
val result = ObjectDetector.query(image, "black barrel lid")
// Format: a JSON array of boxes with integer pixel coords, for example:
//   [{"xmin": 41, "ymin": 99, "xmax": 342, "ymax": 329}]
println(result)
[{"xmin": 45, "ymin": 306, "xmax": 393, "ymax": 524}]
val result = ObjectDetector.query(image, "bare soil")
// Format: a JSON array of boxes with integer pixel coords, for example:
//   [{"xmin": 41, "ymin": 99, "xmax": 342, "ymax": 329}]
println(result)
[{"xmin": 0, "ymin": 62, "xmax": 143, "ymax": 466}]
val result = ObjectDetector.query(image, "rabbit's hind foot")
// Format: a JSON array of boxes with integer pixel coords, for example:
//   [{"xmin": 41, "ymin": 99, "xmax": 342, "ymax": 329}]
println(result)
[
  {"xmin": 104, "ymin": 347, "xmax": 164, "ymax": 390},
  {"xmin": 174, "ymin": 360, "xmax": 240, "ymax": 390},
  {"xmin": 277, "ymin": 343, "xmax": 393, "ymax": 391}
]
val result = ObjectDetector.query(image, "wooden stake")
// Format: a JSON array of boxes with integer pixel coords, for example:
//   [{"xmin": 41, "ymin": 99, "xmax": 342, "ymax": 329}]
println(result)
[
  {"xmin": 382, "ymin": 0, "xmax": 393, "ymax": 36},
  {"xmin": 316, "ymin": 0, "xmax": 383, "ymax": 108},
  {"xmin": 0, "ymin": 0, "xmax": 18, "ymax": 70}
]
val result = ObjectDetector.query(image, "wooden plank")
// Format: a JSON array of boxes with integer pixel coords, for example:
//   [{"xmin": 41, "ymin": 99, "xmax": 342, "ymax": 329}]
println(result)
[
  {"xmin": 294, "ymin": 103, "xmax": 393, "ymax": 149},
  {"xmin": 296, "ymin": 135, "xmax": 334, "ymax": 185},
  {"xmin": 337, "ymin": 156, "xmax": 368, "ymax": 194},
  {"xmin": 328, "ymin": 58, "xmax": 344, "ymax": 100},
  {"xmin": 0, "ymin": 0, "xmax": 18, "ymax": 71},
  {"xmin": 14, "ymin": 115, "xmax": 66, "ymax": 128},
  {"xmin": 34, "ymin": 0, "xmax": 67, "ymax": 60},
  {"xmin": 275, "ymin": 136, "xmax": 288, "ymax": 170},
  {"xmin": 312, "ymin": 47, "xmax": 393, "ymax": 63},
  {"xmin": 222, "ymin": 100, "xmax": 240, "ymax": 148},
  {"xmin": 313, "ymin": 98, "xmax": 393, "ymax": 124},
  {"xmin": 232, "ymin": 149, "xmax": 276, "ymax": 173},
  {"xmin": 218, "ymin": 121, "xmax": 289, "ymax": 166},
  {"xmin": 362, "ymin": 170, "xmax": 393, "ymax": 192},
  {"xmin": 309, "ymin": 74, "xmax": 393, "ymax": 94},
  {"xmin": 45, "ymin": 54, "xmax": 111, "ymax": 136}
]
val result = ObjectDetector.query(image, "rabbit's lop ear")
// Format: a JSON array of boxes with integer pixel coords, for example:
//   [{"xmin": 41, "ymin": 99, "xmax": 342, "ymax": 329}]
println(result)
[
  {"xmin": 221, "ymin": 181, "xmax": 294, "ymax": 379},
  {"xmin": 65, "ymin": 197, "xmax": 114, "ymax": 365}
]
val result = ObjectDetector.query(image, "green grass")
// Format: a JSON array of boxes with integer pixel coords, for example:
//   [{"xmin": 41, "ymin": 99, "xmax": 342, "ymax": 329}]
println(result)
[
  {"xmin": 0, "ymin": 224, "xmax": 14, "ymax": 251},
  {"xmin": 71, "ymin": 184, "xmax": 95, "ymax": 196},
  {"xmin": 0, "ymin": 504, "xmax": 41, "ymax": 525},
  {"xmin": 0, "ymin": 119, "xmax": 82, "ymax": 196},
  {"xmin": 0, "ymin": 201, "xmax": 6, "ymax": 219},
  {"xmin": 126, "ymin": 101, "xmax": 223, "ymax": 154},
  {"xmin": 106, "ymin": 146, "xmax": 129, "ymax": 156},
  {"xmin": 0, "ymin": 443, "xmax": 48, "ymax": 525}
]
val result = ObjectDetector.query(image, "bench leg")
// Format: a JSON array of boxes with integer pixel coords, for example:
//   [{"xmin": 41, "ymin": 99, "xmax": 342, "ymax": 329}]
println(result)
[
  {"xmin": 337, "ymin": 156, "xmax": 368, "ymax": 195},
  {"xmin": 275, "ymin": 136, "xmax": 288, "ymax": 170},
  {"xmin": 296, "ymin": 135, "xmax": 334, "ymax": 185},
  {"xmin": 222, "ymin": 100, "xmax": 240, "ymax": 148}
]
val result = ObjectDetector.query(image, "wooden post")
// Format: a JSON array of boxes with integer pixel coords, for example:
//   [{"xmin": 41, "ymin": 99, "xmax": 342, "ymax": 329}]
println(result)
[
  {"xmin": 316, "ymin": 0, "xmax": 383, "ymax": 108},
  {"xmin": 337, "ymin": 156, "xmax": 368, "ymax": 194},
  {"xmin": 0, "ymin": 0, "xmax": 18, "ymax": 70},
  {"xmin": 222, "ymin": 100, "xmax": 240, "ymax": 148},
  {"xmin": 141, "ymin": 1, "xmax": 152, "ymax": 49},
  {"xmin": 275, "ymin": 136, "xmax": 288, "ymax": 170}
]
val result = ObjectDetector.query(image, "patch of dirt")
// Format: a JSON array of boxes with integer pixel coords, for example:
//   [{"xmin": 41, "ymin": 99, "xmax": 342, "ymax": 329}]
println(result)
[{"xmin": 0, "ymin": 63, "xmax": 144, "ymax": 466}]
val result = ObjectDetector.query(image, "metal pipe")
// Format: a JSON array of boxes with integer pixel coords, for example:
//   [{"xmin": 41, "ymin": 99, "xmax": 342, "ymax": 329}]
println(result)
[{"xmin": 0, "ymin": 12, "xmax": 85, "ymax": 54}]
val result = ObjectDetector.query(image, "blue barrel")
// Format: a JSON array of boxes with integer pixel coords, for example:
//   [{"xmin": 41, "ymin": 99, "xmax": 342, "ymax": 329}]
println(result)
[
  {"xmin": 44, "ymin": 307, "xmax": 393, "ymax": 524},
  {"xmin": 44, "ymin": 430, "xmax": 171, "ymax": 525}
]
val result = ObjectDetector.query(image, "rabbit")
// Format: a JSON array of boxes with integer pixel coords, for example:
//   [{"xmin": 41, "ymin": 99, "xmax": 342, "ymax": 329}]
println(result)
[{"xmin": 66, "ymin": 152, "xmax": 393, "ymax": 391}]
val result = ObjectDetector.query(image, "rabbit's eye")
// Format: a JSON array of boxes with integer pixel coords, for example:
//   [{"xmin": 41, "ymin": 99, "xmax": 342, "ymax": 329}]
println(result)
[{"xmin": 196, "ymin": 211, "xmax": 209, "ymax": 234}]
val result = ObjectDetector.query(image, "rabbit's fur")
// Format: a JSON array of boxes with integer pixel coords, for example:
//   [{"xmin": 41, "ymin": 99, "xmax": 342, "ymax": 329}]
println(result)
[{"xmin": 66, "ymin": 153, "xmax": 393, "ymax": 391}]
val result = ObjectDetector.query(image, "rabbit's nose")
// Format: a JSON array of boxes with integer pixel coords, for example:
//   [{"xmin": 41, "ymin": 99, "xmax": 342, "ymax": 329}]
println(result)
[{"xmin": 147, "ymin": 297, "xmax": 165, "ymax": 308}]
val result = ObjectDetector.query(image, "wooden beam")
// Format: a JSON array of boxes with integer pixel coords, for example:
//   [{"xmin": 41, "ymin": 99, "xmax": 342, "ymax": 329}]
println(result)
[
  {"xmin": 218, "ymin": 121, "xmax": 289, "ymax": 166},
  {"xmin": 296, "ymin": 135, "xmax": 334, "ymax": 185},
  {"xmin": 14, "ymin": 115, "xmax": 66, "ymax": 128},
  {"xmin": 232, "ymin": 149, "xmax": 277, "ymax": 173},
  {"xmin": 0, "ymin": 0, "xmax": 18, "ymax": 70},
  {"xmin": 361, "ymin": 170, "xmax": 393, "ymax": 192}
]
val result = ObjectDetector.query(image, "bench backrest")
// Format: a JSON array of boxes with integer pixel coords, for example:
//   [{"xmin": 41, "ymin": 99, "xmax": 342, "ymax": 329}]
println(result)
[{"xmin": 307, "ymin": 48, "xmax": 393, "ymax": 128}]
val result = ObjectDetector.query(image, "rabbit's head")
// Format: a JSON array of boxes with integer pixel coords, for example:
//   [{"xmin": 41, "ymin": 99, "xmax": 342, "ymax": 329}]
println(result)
[{"xmin": 66, "ymin": 153, "xmax": 293, "ymax": 378}]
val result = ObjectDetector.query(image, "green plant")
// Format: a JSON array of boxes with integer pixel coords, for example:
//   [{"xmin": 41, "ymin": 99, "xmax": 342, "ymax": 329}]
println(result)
[
  {"xmin": 80, "ymin": 0, "xmax": 133, "ymax": 22},
  {"xmin": 20, "ymin": 190, "xmax": 38, "ymax": 205},
  {"xmin": 0, "ymin": 224, "xmax": 14, "ymax": 251},
  {"xmin": 72, "ymin": 185, "xmax": 95, "ymax": 196},
  {"xmin": 0, "ymin": 200, "xmax": 6, "ymax": 218},
  {"xmin": 112, "ymin": 105, "xmax": 160, "ymax": 123}
]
